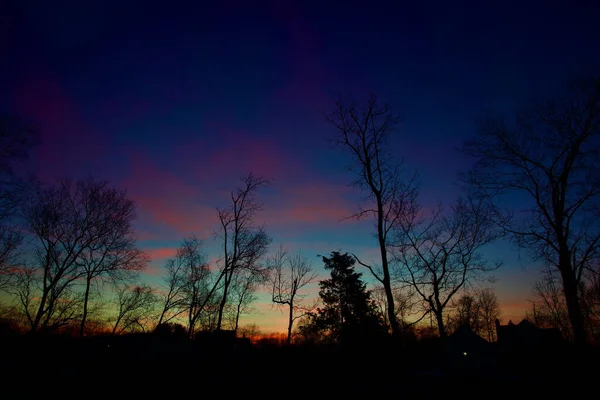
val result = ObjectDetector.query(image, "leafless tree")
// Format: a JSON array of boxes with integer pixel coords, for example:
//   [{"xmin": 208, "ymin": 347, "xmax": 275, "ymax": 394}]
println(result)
[
  {"xmin": 168, "ymin": 237, "xmax": 215, "ymax": 338},
  {"xmin": 0, "ymin": 223, "xmax": 22, "ymax": 291},
  {"xmin": 460, "ymin": 75, "xmax": 600, "ymax": 346},
  {"xmin": 156, "ymin": 238, "xmax": 200, "ymax": 327},
  {"xmin": 77, "ymin": 178, "xmax": 148, "ymax": 336},
  {"xmin": 447, "ymin": 293, "xmax": 482, "ymax": 334},
  {"xmin": 326, "ymin": 94, "xmax": 418, "ymax": 337},
  {"xmin": 195, "ymin": 296, "xmax": 221, "ymax": 332},
  {"xmin": 269, "ymin": 246, "xmax": 319, "ymax": 344},
  {"xmin": 238, "ymin": 323, "xmax": 261, "ymax": 340},
  {"xmin": 477, "ymin": 288, "xmax": 501, "ymax": 342},
  {"xmin": 228, "ymin": 270, "xmax": 261, "ymax": 334},
  {"xmin": 111, "ymin": 284, "xmax": 156, "ymax": 335},
  {"xmin": 371, "ymin": 284, "xmax": 419, "ymax": 331},
  {"xmin": 18, "ymin": 177, "xmax": 146, "ymax": 334},
  {"xmin": 215, "ymin": 173, "xmax": 272, "ymax": 331},
  {"xmin": 527, "ymin": 268, "xmax": 574, "ymax": 341},
  {"xmin": 392, "ymin": 195, "xmax": 500, "ymax": 337},
  {"xmin": 13, "ymin": 264, "xmax": 84, "ymax": 333},
  {"xmin": 580, "ymin": 271, "xmax": 600, "ymax": 341},
  {"xmin": 12, "ymin": 266, "xmax": 37, "ymax": 329}
]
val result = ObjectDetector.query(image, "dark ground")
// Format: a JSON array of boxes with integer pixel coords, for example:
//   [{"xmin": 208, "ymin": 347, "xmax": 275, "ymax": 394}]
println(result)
[{"xmin": 0, "ymin": 334, "xmax": 597, "ymax": 398}]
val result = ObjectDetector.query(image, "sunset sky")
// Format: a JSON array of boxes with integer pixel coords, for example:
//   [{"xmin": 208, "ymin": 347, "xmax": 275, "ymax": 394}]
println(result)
[{"xmin": 2, "ymin": 0, "xmax": 600, "ymax": 332}]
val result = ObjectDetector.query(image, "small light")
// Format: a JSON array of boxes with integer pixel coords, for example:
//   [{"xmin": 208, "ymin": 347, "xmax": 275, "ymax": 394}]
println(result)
[{"xmin": 463, "ymin": 352, "xmax": 467, "ymax": 356}]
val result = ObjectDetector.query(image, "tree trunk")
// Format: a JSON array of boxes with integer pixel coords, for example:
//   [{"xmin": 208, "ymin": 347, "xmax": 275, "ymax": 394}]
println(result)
[
  {"xmin": 30, "ymin": 273, "xmax": 51, "ymax": 333},
  {"xmin": 376, "ymin": 197, "xmax": 399, "ymax": 337},
  {"xmin": 216, "ymin": 271, "xmax": 231, "ymax": 331},
  {"xmin": 187, "ymin": 318, "xmax": 195, "ymax": 339},
  {"xmin": 79, "ymin": 276, "xmax": 92, "ymax": 337},
  {"xmin": 435, "ymin": 309, "xmax": 446, "ymax": 338},
  {"xmin": 31, "ymin": 293, "xmax": 47, "ymax": 333},
  {"xmin": 112, "ymin": 316, "xmax": 122, "ymax": 335},
  {"xmin": 559, "ymin": 251, "xmax": 586, "ymax": 346},
  {"xmin": 234, "ymin": 300, "xmax": 242, "ymax": 335},
  {"xmin": 157, "ymin": 309, "xmax": 165, "ymax": 327},
  {"xmin": 287, "ymin": 301, "xmax": 293, "ymax": 345}
]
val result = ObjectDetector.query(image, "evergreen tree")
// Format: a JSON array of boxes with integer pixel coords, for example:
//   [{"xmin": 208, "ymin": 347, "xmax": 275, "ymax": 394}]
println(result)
[{"xmin": 312, "ymin": 251, "xmax": 386, "ymax": 345}]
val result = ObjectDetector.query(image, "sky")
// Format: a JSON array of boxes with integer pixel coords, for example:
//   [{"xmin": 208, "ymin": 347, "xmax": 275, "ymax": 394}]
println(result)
[{"xmin": 2, "ymin": 0, "xmax": 600, "ymax": 333}]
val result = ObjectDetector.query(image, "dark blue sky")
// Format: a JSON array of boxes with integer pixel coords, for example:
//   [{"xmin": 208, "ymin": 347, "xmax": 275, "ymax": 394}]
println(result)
[{"xmin": 2, "ymin": 0, "xmax": 599, "ymax": 331}]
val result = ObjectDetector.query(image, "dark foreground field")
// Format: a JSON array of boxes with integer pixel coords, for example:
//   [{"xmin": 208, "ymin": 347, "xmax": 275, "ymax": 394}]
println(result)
[{"xmin": 1, "ymin": 334, "xmax": 597, "ymax": 398}]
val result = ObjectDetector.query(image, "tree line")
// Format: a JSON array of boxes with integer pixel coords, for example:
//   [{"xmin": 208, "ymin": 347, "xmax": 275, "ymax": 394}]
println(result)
[{"xmin": 0, "ymin": 73, "xmax": 598, "ymax": 347}]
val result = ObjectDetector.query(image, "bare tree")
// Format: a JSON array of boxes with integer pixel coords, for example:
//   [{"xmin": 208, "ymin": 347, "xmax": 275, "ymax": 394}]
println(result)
[
  {"xmin": 195, "ymin": 295, "xmax": 221, "ymax": 332},
  {"xmin": 228, "ymin": 270, "xmax": 261, "ymax": 334},
  {"xmin": 477, "ymin": 288, "xmax": 501, "ymax": 342},
  {"xmin": 19, "ymin": 177, "xmax": 146, "ymax": 334},
  {"xmin": 12, "ymin": 266, "xmax": 37, "ymax": 329},
  {"xmin": 392, "ymin": 195, "xmax": 500, "ymax": 337},
  {"xmin": 527, "ymin": 268, "xmax": 573, "ymax": 341},
  {"xmin": 77, "ymin": 178, "xmax": 148, "ymax": 336},
  {"xmin": 111, "ymin": 284, "xmax": 156, "ymax": 335},
  {"xmin": 170, "ymin": 237, "xmax": 215, "ymax": 338},
  {"xmin": 156, "ymin": 254, "xmax": 188, "ymax": 327},
  {"xmin": 460, "ymin": 75, "xmax": 600, "ymax": 346},
  {"xmin": 238, "ymin": 323, "xmax": 261, "ymax": 341},
  {"xmin": 0, "ymin": 223, "xmax": 22, "ymax": 291},
  {"xmin": 580, "ymin": 271, "xmax": 600, "ymax": 341},
  {"xmin": 269, "ymin": 246, "xmax": 319, "ymax": 344},
  {"xmin": 13, "ymin": 264, "xmax": 83, "ymax": 333},
  {"xmin": 372, "ymin": 284, "xmax": 419, "ymax": 331},
  {"xmin": 215, "ymin": 173, "xmax": 272, "ymax": 331},
  {"xmin": 447, "ymin": 293, "xmax": 482, "ymax": 334},
  {"xmin": 326, "ymin": 94, "xmax": 418, "ymax": 337}
]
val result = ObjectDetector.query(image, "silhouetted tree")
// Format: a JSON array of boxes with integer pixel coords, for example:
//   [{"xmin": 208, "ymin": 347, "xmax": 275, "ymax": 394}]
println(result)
[
  {"xmin": 156, "ymin": 250, "xmax": 187, "ymax": 327},
  {"xmin": 392, "ymin": 195, "xmax": 500, "ymax": 337},
  {"xmin": 269, "ymin": 246, "xmax": 319, "ymax": 344},
  {"xmin": 156, "ymin": 237, "xmax": 207, "ymax": 328},
  {"xmin": 77, "ymin": 178, "xmax": 148, "ymax": 337},
  {"xmin": 309, "ymin": 251, "xmax": 386, "ymax": 345},
  {"xmin": 154, "ymin": 322, "xmax": 187, "ymax": 338},
  {"xmin": 238, "ymin": 322, "xmax": 261, "ymax": 341},
  {"xmin": 326, "ymin": 94, "xmax": 418, "ymax": 338},
  {"xmin": 111, "ymin": 284, "xmax": 156, "ymax": 335},
  {"xmin": 215, "ymin": 173, "xmax": 272, "ymax": 331},
  {"xmin": 18, "ymin": 177, "xmax": 146, "ymax": 333},
  {"xmin": 14, "ymin": 264, "xmax": 84, "ymax": 333},
  {"xmin": 228, "ymin": 270, "xmax": 260, "ymax": 334},
  {"xmin": 527, "ymin": 268, "xmax": 573, "ymax": 340},
  {"xmin": 371, "ymin": 285, "xmax": 418, "ymax": 331},
  {"xmin": 295, "ymin": 313, "xmax": 323, "ymax": 345},
  {"xmin": 176, "ymin": 237, "xmax": 214, "ymax": 337},
  {"xmin": 0, "ymin": 223, "xmax": 22, "ymax": 291},
  {"xmin": 447, "ymin": 293, "xmax": 482, "ymax": 333},
  {"xmin": 477, "ymin": 288, "xmax": 501, "ymax": 342},
  {"xmin": 580, "ymin": 272, "xmax": 600, "ymax": 342},
  {"xmin": 460, "ymin": 74, "xmax": 600, "ymax": 346}
]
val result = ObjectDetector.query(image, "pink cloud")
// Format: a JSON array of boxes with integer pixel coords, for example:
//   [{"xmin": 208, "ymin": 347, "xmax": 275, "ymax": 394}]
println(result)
[
  {"xmin": 178, "ymin": 127, "xmax": 301, "ymax": 189},
  {"xmin": 263, "ymin": 181, "xmax": 359, "ymax": 229},
  {"xmin": 121, "ymin": 151, "xmax": 219, "ymax": 239},
  {"xmin": 11, "ymin": 73, "xmax": 108, "ymax": 182},
  {"xmin": 120, "ymin": 124, "xmax": 364, "ymax": 247},
  {"xmin": 145, "ymin": 247, "xmax": 178, "ymax": 262}
]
